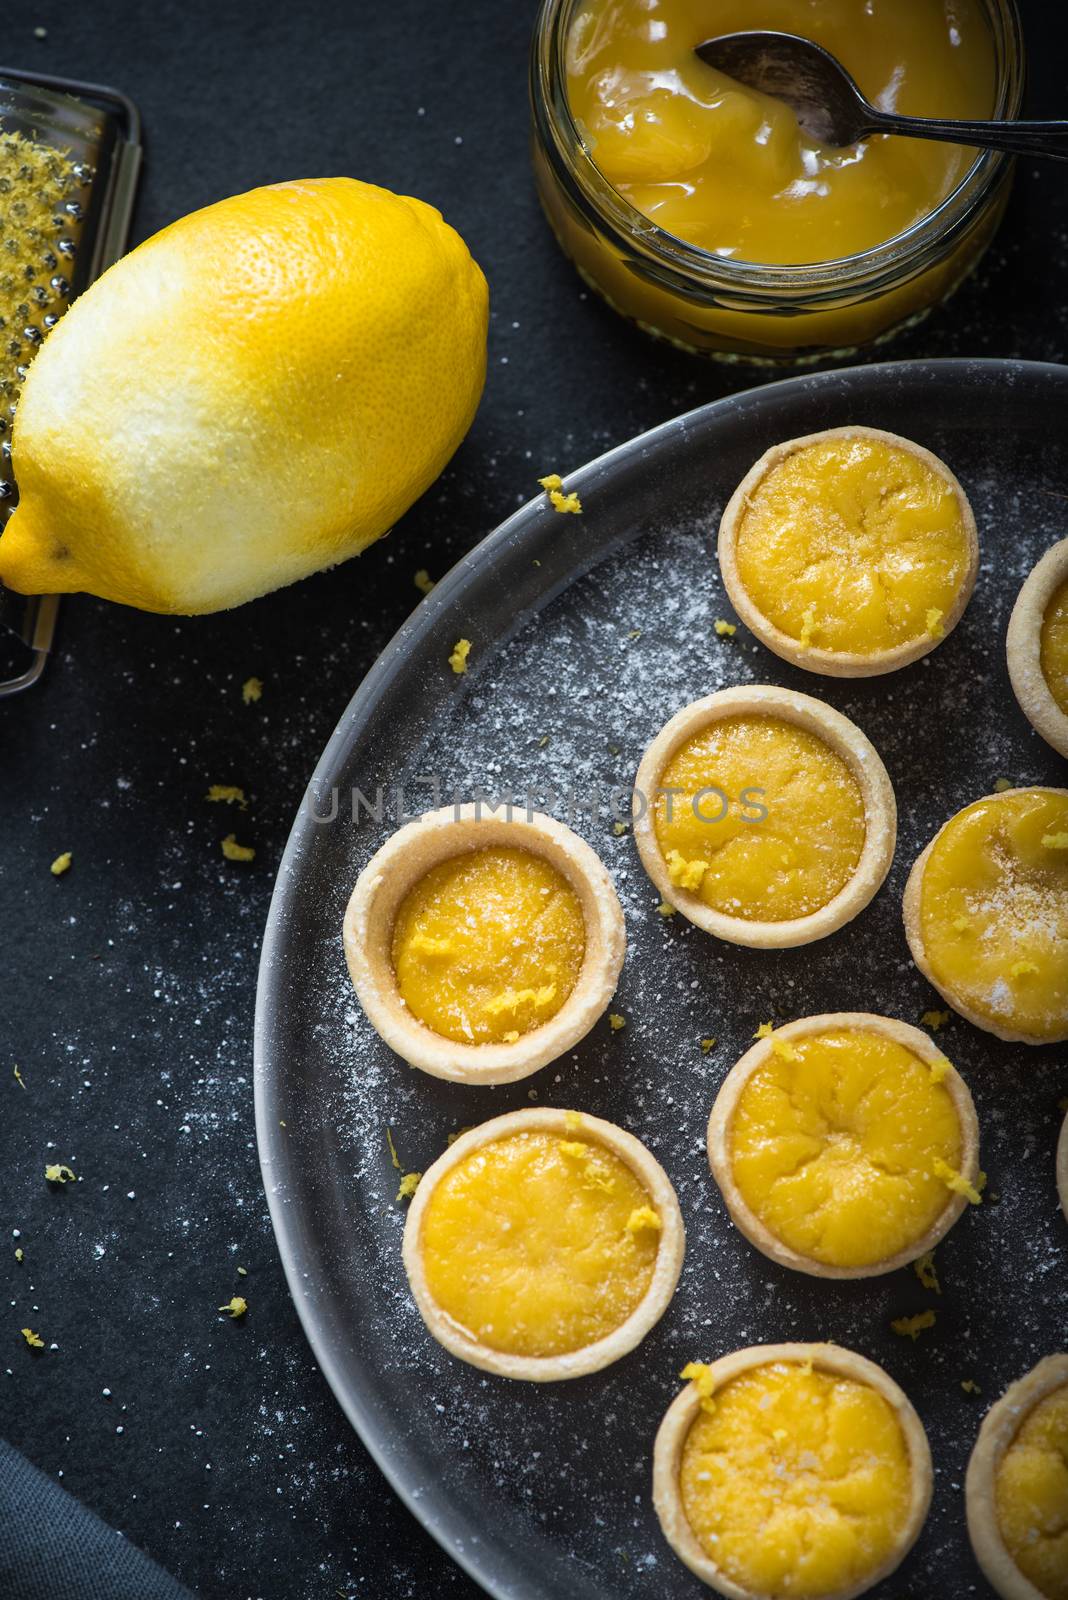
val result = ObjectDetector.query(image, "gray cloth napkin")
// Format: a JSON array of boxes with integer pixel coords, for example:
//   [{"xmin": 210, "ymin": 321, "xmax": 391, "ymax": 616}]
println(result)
[{"xmin": 0, "ymin": 1438, "xmax": 196, "ymax": 1599}]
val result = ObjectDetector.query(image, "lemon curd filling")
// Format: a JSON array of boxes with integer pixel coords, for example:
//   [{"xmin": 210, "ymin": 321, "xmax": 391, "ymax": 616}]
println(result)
[
  {"xmin": 995, "ymin": 1382, "xmax": 1068, "ymax": 1600},
  {"xmin": 730, "ymin": 1028, "xmax": 964, "ymax": 1269},
  {"xmin": 419, "ymin": 1130, "xmax": 661, "ymax": 1357},
  {"xmin": 653, "ymin": 716, "xmax": 865, "ymax": 922},
  {"xmin": 566, "ymin": 0, "xmax": 995, "ymax": 267},
  {"xmin": 733, "ymin": 436, "xmax": 972, "ymax": 658},
  {"xmin": 391, "ymin": 847, "xmax": 586, "ymax": 1045},
  {"xmin": 918, "ymin": 790, "xmax": 1068, "ymax": 1043},
  {"xmin": 1040, "ymin": 579, "xmax": 1068, "ymax": 716},
  {"xmin": 679, "ymin": 1360, "xmax": 912, "ymax": 1596}
]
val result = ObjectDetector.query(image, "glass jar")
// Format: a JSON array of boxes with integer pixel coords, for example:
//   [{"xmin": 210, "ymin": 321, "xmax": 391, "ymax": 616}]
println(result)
[{"xmin": 530, "ymin": 0, "xmax": 1024, "ymax": 364}]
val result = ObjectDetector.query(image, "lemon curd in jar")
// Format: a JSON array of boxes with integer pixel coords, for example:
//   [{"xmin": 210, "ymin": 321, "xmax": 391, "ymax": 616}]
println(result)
[
  {"xmin": 533, "ymin": 0, "xmax": 1012, "ymax": 358},
  {"xmin": 391, "ymin": 846, "xmax": 586, "ymax": 1045},
  {"xmin": 567, "ymin": 0, "xmax": 994, "ymax": 265}
]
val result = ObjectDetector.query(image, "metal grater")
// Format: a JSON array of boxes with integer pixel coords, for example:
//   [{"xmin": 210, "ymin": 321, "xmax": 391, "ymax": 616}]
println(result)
[{"xmin": 0, "ymin": 67, "xmax": 141, "ymax": 697}]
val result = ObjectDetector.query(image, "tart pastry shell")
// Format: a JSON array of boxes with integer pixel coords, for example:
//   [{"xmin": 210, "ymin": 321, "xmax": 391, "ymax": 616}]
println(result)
[
  {"xmin": 343, "ymin": 804, "xmax": 626, "ymax": 1084},
  {"xmin": 706, "ymin": 1012, "xmax": 980, "ymax": 1279},
  {"xmin": 633, "ymin": 685, "xmax": 897, "ymax": 949},
  {"xmin": 402, "ymin": 1107, "xmax": 685, "ymax": 1381},
  {"xmin": 965, "ymin": 1353, "xmax": 1068, "ymax": 1600},
  {"xmin": 902, "ymin": 788, "xmax": 1068, "ymax": 1046},
  {"xmin": 652, "ymin": 1341, "xmax": 933, "ymax": 1600},
  {"xmin": 717, "ymin": 425, "xmax": 979, "ymax": 679},
  {"xmin": 1006, "ymin": 536, "xmax": 1068, "ymax": 758}
]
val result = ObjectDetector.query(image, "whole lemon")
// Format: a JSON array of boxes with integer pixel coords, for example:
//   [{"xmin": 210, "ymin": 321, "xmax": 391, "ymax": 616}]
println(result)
[{"xmin": 0, "ymin": 178, "xmax": 488, "ymax": 613}]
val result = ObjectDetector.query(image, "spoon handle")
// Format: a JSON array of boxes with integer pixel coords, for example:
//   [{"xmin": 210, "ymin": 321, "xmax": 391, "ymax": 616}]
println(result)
[{"xmin": 864, "ymin": 112, "xmax": 1068, "ymax": 164}]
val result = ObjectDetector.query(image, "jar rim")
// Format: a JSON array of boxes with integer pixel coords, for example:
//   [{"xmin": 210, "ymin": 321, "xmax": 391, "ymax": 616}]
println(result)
[{"xmin": 531, "ymin": 0, "xmax": 1025, "ymax": 293}]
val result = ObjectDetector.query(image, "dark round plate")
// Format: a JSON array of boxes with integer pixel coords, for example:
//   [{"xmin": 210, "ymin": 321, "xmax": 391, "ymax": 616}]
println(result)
[{"xmin": 254, "ymin": 358, "xmax": 1067, "ymax": 1600}]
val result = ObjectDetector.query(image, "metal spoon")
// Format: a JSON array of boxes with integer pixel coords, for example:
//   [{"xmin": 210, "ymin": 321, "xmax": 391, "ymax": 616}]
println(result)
[{"xmin": 695, "ymin": 31, "xmax": 1068, "ymax": 160}]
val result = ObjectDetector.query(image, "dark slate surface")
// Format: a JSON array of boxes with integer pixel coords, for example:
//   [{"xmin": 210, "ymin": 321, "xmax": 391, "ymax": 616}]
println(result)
[{"xmin": 2, "ymin": 3, "xmax": 1066, "ymax": 1597}]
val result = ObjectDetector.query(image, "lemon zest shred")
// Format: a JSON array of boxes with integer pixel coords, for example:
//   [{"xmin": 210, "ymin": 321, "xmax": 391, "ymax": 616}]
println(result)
[
  {"xmin": 1010, "ymin": 959, "xmax": 1039, "ymax": 978},
  {"xmin": 413, "ymin": 569, "xmax": 435, "ymax": 595},
  {"xmin": 13, "ymin": 1065, "xmax": 25, "ymax": 1090},
  {"xmin": 928, "ymin": 1057, "xmax": 951, "ymax": 1085},
  {"xmin": 539, "ymin": 473, "xmax": 582, "ymax": 514},
  {"xmin": 700, "ymin": 1037, "xmax": 716, "ymax": 1054},
  {"xmin": 241, "ymin": 677, "xmax": 263, "ymax": 704},
  {"xmin": 15, "ymin": 1247, "xmax": 24, "ymax": 1263},
  {"xmin": 713, "ymin": 619, "xmax": 736, "ymax": 638},
  {"xmin": 21, "ymin": 1328, "xmax": 44, "ymax": 1349},
  {"xmin": 385, "ymin": 1127, "xmax": 401, "ymax": 1170},
  {"xmin": 608, "ymin": 1013, "xmax": 626, "ymax": 1031},
  {"xmin": 221, "ymin": 834, "xmax": 255, "ymax": 863},
  {"xmin": 656, "ymin": 900, "xmax": 676, "ymax": 918},
  {"xmin": 44, "ymin": 1163, "xmax": 76, "ymax": 1184},
  {"xmin": 625, "ymin": 1206, "xmax": 662, "ymax": 1233},
  {"xmin": 892, "ymin": 1310, "xmax": 936, "ymax": 1340},
  {"xmin": 754, "ymin": 1021, "xmax": 774, "ymax": 1040},
  {"xmin": 665, "ymin": 849, "xmax": 707, "ymax": 892},
  {"xmin": 993, "ymin": 777, "xmax": 1013, "ymax": 793},
  {"xmin": 218, "ymin": 1296, "xmax": 247, "ymax": 1318},
  {"xmin": 932, "ymin": 1157, "xmax": 984, "ymax": 1205},
  {"xmin": 798, "ymin": 606, "xmax": 817, "ymax": 649},
  {"xmin": 926, "ymin": 606, "xmax": 945, "ymax": 639},
  {"xmin": 396, "ymin": 1172, "xmax": 421, "ymax": 1203},
  {"xmin": 961, "ymin": 1379, "xmax": 981, "ymax": 1395},
  {"xmin": 612, "ymin": 821, "xmax": 629, "ymax": 836},
  {"xmin": 922, "ymin": 1009, "xmax": 950, "ymax": 1030},
  {"xmin": 913, "ymin": 1251, "xmax": 941, "ymax": 1294},
  {"xmin": 50, "ymin": 852, "xmax": 72, "ymax": 877},
  {"xmin": 206, "ymin": 784, "xmax": 247, "ymax": 808},
  {"xmin": 681, "ymin": 1361, "xmax": 717, "ymax": 1413},
  {"xmin": 563, "ymin": 1111, "xmax": 582, "ymax": 1133},
  {"xmin": 448, "ymin": 638, "xmax": 471, "ymax": 675}
]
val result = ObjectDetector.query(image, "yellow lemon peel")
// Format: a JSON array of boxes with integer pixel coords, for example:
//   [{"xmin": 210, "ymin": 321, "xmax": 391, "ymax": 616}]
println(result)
[
  {"xmin": 892, "ymin": 1310, "xmax": 936, "ymax": 1340},
  {"xmin": 448, "ymin": 638, "xmax": 471, "ymax": 675},
  {"xmin": 680, "ymin": 1361, "xmax": 717, "ymax": 1413},
  {"xmin": 50, "ymin": 853, "xmax": 72, "ymax": 876},
  {"xmin": 221, "ymin": 835, "xmax": 255, "ymax": 863},
  {"xmin": 933, "ymin": 1157, "xmax": 984, "ymax": 1205},
  {"xmin": 396, "ymin": 1172, "xmax": 421, "ymax": 1203},
  {"xmin": 913, "ymin": 1251, "xmax": 941, "ymax": 1294}
]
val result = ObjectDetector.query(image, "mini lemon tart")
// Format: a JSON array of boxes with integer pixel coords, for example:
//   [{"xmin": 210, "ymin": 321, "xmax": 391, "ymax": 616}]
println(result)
[
  {"xmin": 966, "ymin": 1354, "xmax": 1068, "ymax": 1600},
  {"xmin": 633, "ymin": 686, "xmax": 896, "ymax": 948},
  {"xmin": 343, "ymin": 804, "xmax": 625, "ymax": 1084},
  {"xmin": 653, "ymin": 1342, "xmax": 932, "ymax": 1600},
  {"xmin": 718, "ymin": 427, "xmax": 978, "ymax": 678},
  {"xmin": 1007, "ymin": 538, "xmax": 1068, "ymax": 759},
  {"xmin": 402, "ymin": 1108, "xmax": 685, "ymax": 1380},
  {"xmin": 706, "ymin": 1013, "xmax": 980, "ymax": 1279},
  {"xmin": 903, "ymin": 788, "xmax": 1068, "ymax": 1046}
]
